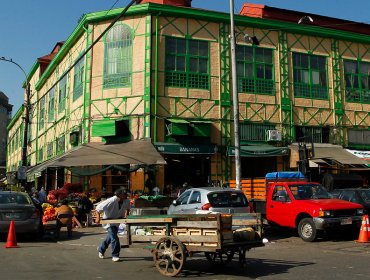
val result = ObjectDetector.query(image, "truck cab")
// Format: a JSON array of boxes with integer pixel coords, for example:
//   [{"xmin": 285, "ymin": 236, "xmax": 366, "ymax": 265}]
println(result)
[{"xmin": 266, "ymin": 180, "xmax": 364, "ymax": 241}]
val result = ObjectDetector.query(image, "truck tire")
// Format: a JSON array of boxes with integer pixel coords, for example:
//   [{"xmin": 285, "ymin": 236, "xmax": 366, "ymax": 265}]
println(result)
[{"xmin": 298, "ymin": 218, "xmax": 317, "ymax": 242}]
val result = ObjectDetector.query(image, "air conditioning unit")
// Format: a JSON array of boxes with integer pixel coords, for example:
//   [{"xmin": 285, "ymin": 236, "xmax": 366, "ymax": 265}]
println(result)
[{"xmin": 267, "ymin": 130, "xmax": 282, "ymax": 141}]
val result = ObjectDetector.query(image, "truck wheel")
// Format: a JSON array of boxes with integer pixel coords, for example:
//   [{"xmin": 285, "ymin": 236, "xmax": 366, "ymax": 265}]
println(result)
[{"xmin": 298, "ymin": 218, "xmax": 317, "ymax": 242}]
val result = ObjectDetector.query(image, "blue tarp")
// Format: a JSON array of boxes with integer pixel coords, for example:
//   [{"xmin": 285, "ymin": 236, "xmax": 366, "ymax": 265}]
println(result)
[{"xmin": 265, "ymin": 172, "xmax": 306, "ymax": 180}]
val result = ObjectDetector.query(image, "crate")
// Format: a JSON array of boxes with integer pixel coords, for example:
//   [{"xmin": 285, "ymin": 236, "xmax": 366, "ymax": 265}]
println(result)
[
  {"xmin": 173, "ymin": 228, "xmax": 188, "ymax": 236},
  {"xmin": 202, "ymin": 229, "xmax": 218, "ymax": 236},
  {"xmin": 152, "ymin": 228, "xmax": 166, "ymax": 236},
  {"xmin": 202, "ymin": 242, "xmax": 218, "ymax": 247},
  {"xmin": 188, "ymin": 229, "xmax": 202, "ymax": 235}
]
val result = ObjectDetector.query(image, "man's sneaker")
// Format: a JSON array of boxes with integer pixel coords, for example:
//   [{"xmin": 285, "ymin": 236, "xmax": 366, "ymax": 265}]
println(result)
[
  {"xmin": 97, "ymin": 248, "xmax": 104, "ymax": 259},
  {"xmin": 112, "ymin": 257, "xmax": 120, "ymax": 262}
]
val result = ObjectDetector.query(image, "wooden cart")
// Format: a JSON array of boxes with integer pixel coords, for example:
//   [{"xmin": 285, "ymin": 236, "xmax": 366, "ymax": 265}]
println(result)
[{"xmin": 102, "ymin": 213, "xmax": 264, "ymax": 277}]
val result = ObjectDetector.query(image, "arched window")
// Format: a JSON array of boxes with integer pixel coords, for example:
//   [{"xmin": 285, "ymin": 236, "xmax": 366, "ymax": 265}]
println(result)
[{"xmin": 104, "ymin": 24, "xmax": 133, "ymax": 88}]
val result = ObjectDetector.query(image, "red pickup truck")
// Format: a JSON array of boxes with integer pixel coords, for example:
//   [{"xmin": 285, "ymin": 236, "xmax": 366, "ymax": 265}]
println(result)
[{"xmin": 231, "ymin": 172, "xmax": 364, "ymax": 242}]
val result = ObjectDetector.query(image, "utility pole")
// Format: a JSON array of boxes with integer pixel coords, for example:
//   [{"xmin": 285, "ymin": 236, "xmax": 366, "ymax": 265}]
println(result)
[
  {"xmin": 0, "ymin": 57, "xmax": 30, "ymax": 189},
  {"xmin": 229, "ymin": 0, "xmax": 242, "ymax": 189}
]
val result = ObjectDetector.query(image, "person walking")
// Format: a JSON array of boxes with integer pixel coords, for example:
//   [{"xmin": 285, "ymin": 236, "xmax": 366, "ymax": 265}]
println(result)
[{"xmin": 95, "ymin": 188, "xmax": 130, "ymax": 262}]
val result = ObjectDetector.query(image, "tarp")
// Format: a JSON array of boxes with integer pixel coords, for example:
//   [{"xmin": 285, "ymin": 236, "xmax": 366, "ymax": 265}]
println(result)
[
  {"xmin": 265, "ymin": 171, "xmax": 306, "ymax": 180},
  {"xmin": 27, "ymin": 139, "xmax": 166, "ymax": 176}
]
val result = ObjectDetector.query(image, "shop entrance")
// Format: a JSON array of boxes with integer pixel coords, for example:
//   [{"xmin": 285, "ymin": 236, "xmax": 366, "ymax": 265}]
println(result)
[
  {"xmin": 241, "ymin": 157, "xmax": 277, "ymax": 178},
  {"xmin": 164, "ymin": 155, "xmax": 210, "ymax": 189}
]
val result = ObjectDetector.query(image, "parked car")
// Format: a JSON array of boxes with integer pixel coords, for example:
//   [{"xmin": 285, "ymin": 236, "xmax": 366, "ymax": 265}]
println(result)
[
  {"xmin": 167, "ymin": 187, "xmax": 250, "ymax": 214},
  {"xmin": 0, "ymin": 191, "xmax": 42, "ymax": 236},
  {"xmin": 330, "ymin": 188, "xmax": 370, "ymax": 214}
]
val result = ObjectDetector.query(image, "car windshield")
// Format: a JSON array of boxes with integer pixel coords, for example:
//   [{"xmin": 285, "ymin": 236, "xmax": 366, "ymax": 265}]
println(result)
[
  {"xmin": 207, "ymin": 192, "xmax": 248, "ymax": 207},
  {"xmin": 289, "ymin": 184, "xmax": 332, "ymax": 200},
  {"xmin": 359, "ymin": 189, "xmax": 370, "ymax": 202},
  {"xmin": 0, "ymin": 193, "xmax": 33, "ymax": 205}
]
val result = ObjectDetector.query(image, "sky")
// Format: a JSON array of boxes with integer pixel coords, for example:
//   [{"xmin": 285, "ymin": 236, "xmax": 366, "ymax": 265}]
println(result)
[{"xmin": 0, "ymin": 0, "xmax": 369, "ymax": 114}]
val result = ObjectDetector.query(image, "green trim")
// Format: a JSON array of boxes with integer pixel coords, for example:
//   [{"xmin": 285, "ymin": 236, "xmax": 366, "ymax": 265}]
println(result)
[
  {"xmin": 167, "ymin": 118, "xmax": 189, "ymax": 124},
  {"xmin": 34, "ymin": 3, "xmax": 370, "ymax": 91},
  {"xmin": 7, "ymin": 105, "xmax": 24, "ymax": 131}
]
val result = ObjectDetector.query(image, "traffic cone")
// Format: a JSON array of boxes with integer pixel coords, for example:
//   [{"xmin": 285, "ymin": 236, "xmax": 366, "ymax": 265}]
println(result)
[
  {"xmin": 5, "ymin": 220, "xmax": 19, "ymax": 248},
  {"xmin": 356, "ymin": 215, "xmax": 370, "ymax": 243}
]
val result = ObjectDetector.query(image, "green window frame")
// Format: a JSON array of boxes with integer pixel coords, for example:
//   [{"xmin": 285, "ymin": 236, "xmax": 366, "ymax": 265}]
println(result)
[
  {"xmin": 48, "ymin": 87, "xmax": 55, "ymax": 122},
  {"xmin": 58, "ymin": 75, "xmax": 67, "ymax": 113},
  {"xmin": 103, "ymin": 24, "xmax": 133, "ymax": 89},
  {"xmin": 56, "ymin": 135, "xmax": 65, "ymax": 155},
  {"xmin": 165, "ymin": 37, "xmax": 209, "ymax": 90},
  {"xmin": 344, "ymin": 60, "xmax": 370, "ymax": 103},
  {"xmin": 39, "ymin": 96, "xmax": 45, "ymax": 130},
  {"xmin": 295, "ymin": 125, "xmax": 330, "ymax": 143},
  {"xmin": 240, "ymin": 123, "xmax": 276, "ymax": 142},
  {"xmin": 47, "ymin": 142, "xmax": 53, "ymax": 159},
  {"xmin": 236, "ymin": 45, "xmax": 274, "ymax": 94},
  {"xmin": 38, "ymin": 147, "xmax": 44, "ymax": 162},
  {"xmin": 73, "ymin": 58, "xmax": 84, "ymax": 101},
  {"xmin": 293, "ymin": 53, "xmax": 328, "ymax": 99}
]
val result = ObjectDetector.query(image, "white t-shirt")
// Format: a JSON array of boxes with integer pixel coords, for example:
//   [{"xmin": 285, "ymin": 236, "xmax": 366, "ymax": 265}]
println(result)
[{"xmin": 95, "ymin": 195, "xmax": 130, "ymax": 229}]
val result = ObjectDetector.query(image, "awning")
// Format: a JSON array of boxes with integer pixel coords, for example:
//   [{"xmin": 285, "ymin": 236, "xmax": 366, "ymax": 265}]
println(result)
[
  {"xmin": 155, "ymin": 142, "xmax": 218, "ymax": 154},
  {"xmin": 346, "ymin": 149, "xmax": 370, "ymax": 166},
  {"xmin": 290, "ymin": 143, "xmax": 369, "ymax": 169},
  {"xmin": 228, "ymin": 145, "xmax": 289, "ymax": 157},
  {"xmin": 27, "ymin": 139, "xmax": 166, "ymax": 176}
]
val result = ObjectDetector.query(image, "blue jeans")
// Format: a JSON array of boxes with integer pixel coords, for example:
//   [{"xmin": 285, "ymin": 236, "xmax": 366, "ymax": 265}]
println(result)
[{"xmin": 98, "ymin": 226, "xmax": 120, "ymax": 258}]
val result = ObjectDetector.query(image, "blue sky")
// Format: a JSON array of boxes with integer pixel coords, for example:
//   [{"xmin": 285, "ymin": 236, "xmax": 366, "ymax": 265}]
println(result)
[{"xmin": 0, "ymin": 0, "xmax": 369, "ymax": 113}]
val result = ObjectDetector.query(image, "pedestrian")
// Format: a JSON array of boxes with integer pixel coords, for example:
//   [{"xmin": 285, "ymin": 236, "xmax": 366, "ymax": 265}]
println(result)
[
  {"xmin": 95, "ymin": 188, "xmax": 130, "ymax": 262},
  {"xmin": 55, "ymin": 200, "xmax": 74, "ymax": 238},
  {"xmin": 145, "ymin": 173, "xmax": 155, "ymax": 195},
  {"xmin": 76, "ymin": 192, "xmax": 94, "ymax": 226},
  {"xmin": 38, "ymin": 187, "xmax": 47, "ymax": 203}
]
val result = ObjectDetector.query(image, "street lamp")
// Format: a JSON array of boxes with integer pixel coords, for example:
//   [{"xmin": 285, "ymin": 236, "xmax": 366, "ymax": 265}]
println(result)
[
  {"xmin": 0, "ymin": 57, "xmax": 31, "ymax": 188},
  {"xmin": 229, "ymin": 0, "xmax": 242, "ymax": 190}
]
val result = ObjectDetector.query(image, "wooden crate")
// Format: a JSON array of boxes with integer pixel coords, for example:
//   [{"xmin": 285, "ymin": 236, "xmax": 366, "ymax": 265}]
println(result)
[
  {"xmin": 152, "ymin": 228, "xmax": 166, "ymax": 236},
  {"xmin": 173, "ymin": 228, "xmax": 188, "ymax": 236},
  {"xmin": 188, "ymin": 229, "xmax": 202, "ymax": 235},
  {"xmin": 202, "ymin": 229, "xmax": 218, "ymax": 236}
]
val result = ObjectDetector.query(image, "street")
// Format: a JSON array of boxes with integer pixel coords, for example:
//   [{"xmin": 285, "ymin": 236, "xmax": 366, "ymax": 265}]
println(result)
[{"xmin": 0, "ymin": 226, "xmax": 369, "ymax": 280}]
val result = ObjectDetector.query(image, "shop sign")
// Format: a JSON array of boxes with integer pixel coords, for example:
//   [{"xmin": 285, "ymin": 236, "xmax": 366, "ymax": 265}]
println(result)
[
  {"xmin": 155, "ymin": 143, "xmax": 218, "ymax": 154},
  {"xmin": 346, "ymin": 149, "xmax": 370, "ymax": 162}
]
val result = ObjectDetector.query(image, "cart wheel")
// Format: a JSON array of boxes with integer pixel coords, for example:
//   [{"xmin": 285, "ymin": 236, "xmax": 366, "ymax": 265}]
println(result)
[
  {"xmin": 205, "ymin": 250, "xmax": 235, "ymax": 266},
  {"xmin": 153, "ymin": 236, "xmax": 186, "ymax": 277}
]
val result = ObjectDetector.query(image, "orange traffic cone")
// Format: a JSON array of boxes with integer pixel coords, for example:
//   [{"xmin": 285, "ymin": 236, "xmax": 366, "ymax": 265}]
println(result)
[
  {"xmin": 5, "ymin": 220, "xmax": 19, "ymax": 248},
  {"xmin": 356, "ymin": 215, "xmax": 370, "ymax": 243}
]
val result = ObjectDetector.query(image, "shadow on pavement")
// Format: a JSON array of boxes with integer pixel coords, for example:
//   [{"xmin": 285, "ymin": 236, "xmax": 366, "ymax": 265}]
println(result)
[{"xmin": 176, "ymin": 257, "xmax": 314, "ymax": 278}]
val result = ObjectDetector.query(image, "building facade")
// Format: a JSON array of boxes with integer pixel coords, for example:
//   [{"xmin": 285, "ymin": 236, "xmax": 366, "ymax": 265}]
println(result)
[{"xmin": 6, "ymin": 1, "xmax": 370, "ymax": 193}]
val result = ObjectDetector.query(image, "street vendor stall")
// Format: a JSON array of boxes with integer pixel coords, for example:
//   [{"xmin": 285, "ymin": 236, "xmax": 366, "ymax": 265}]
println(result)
[{"xmin": 101, "ymin": 213, "xmax": 264, "ymax": 276}]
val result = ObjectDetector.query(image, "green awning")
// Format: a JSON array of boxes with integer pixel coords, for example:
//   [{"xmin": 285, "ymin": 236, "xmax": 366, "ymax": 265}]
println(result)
[
  {"xmin": 155, "ymin": 142, "xmax": 218, "ymax": 154},
  {"xmin": 228, "ymin": 145, "xmax": 289, "ymax": 157},
  {"xmin": 167, "ymin": 119, "xmax": 189, "ymax": 136},
  {"xmin": 191, "ymin": 121, "xmax": 212, "ymax": 137},
  {"xmin": 91, "ymin": 120, "xmax": 116, "ymax": 137}
]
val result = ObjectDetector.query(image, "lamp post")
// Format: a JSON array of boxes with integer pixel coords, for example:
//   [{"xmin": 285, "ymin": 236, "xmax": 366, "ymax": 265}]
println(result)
[
  {"xmin": 0, "ymin": 57, "xmax": 30, "ymax": 188},
  {"xmin": 229, "ymin": 0, "xmax": 242, "ymax": 190}
]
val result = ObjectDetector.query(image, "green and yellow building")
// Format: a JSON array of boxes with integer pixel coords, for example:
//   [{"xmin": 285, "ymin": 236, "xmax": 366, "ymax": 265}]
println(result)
[{"xmin": 6, "ymin": 1, "xmax": 370, "ymax": 193}]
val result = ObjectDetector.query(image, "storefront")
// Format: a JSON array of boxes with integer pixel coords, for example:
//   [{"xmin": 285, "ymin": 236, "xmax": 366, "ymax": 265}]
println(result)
[{"xmin": 155, "ymin": 142, "xmax": 218, "ymax": 188}]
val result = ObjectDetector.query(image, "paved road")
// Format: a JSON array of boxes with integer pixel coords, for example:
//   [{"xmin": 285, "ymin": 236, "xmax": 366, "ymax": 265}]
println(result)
[{"xmin": 0, "ymin": 226, "xmax": 369, "ymax": 280}]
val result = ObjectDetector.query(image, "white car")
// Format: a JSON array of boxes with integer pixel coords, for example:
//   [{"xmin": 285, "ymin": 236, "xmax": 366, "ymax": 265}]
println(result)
[{"xmin": 167, "ymin": 187, "xmax": 250, "ymax": 214}]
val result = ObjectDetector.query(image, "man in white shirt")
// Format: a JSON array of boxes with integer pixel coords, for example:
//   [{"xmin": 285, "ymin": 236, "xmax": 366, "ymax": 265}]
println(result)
[{"xmin": 96, "ymin": 188, "xmax": 130, "ymax": 262}]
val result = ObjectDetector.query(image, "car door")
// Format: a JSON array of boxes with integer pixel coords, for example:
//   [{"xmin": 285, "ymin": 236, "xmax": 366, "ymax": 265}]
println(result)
[
  {"xmin": 267, "ymin": 185, "xmax": 294, "ymax": 227},
  {"xmin": 184, "ymin": 190, "xmax": 202, "ymax": 213},
  {"xmin": 170, "ymin": 190, "xmax": 191, "ymax": 214}
]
